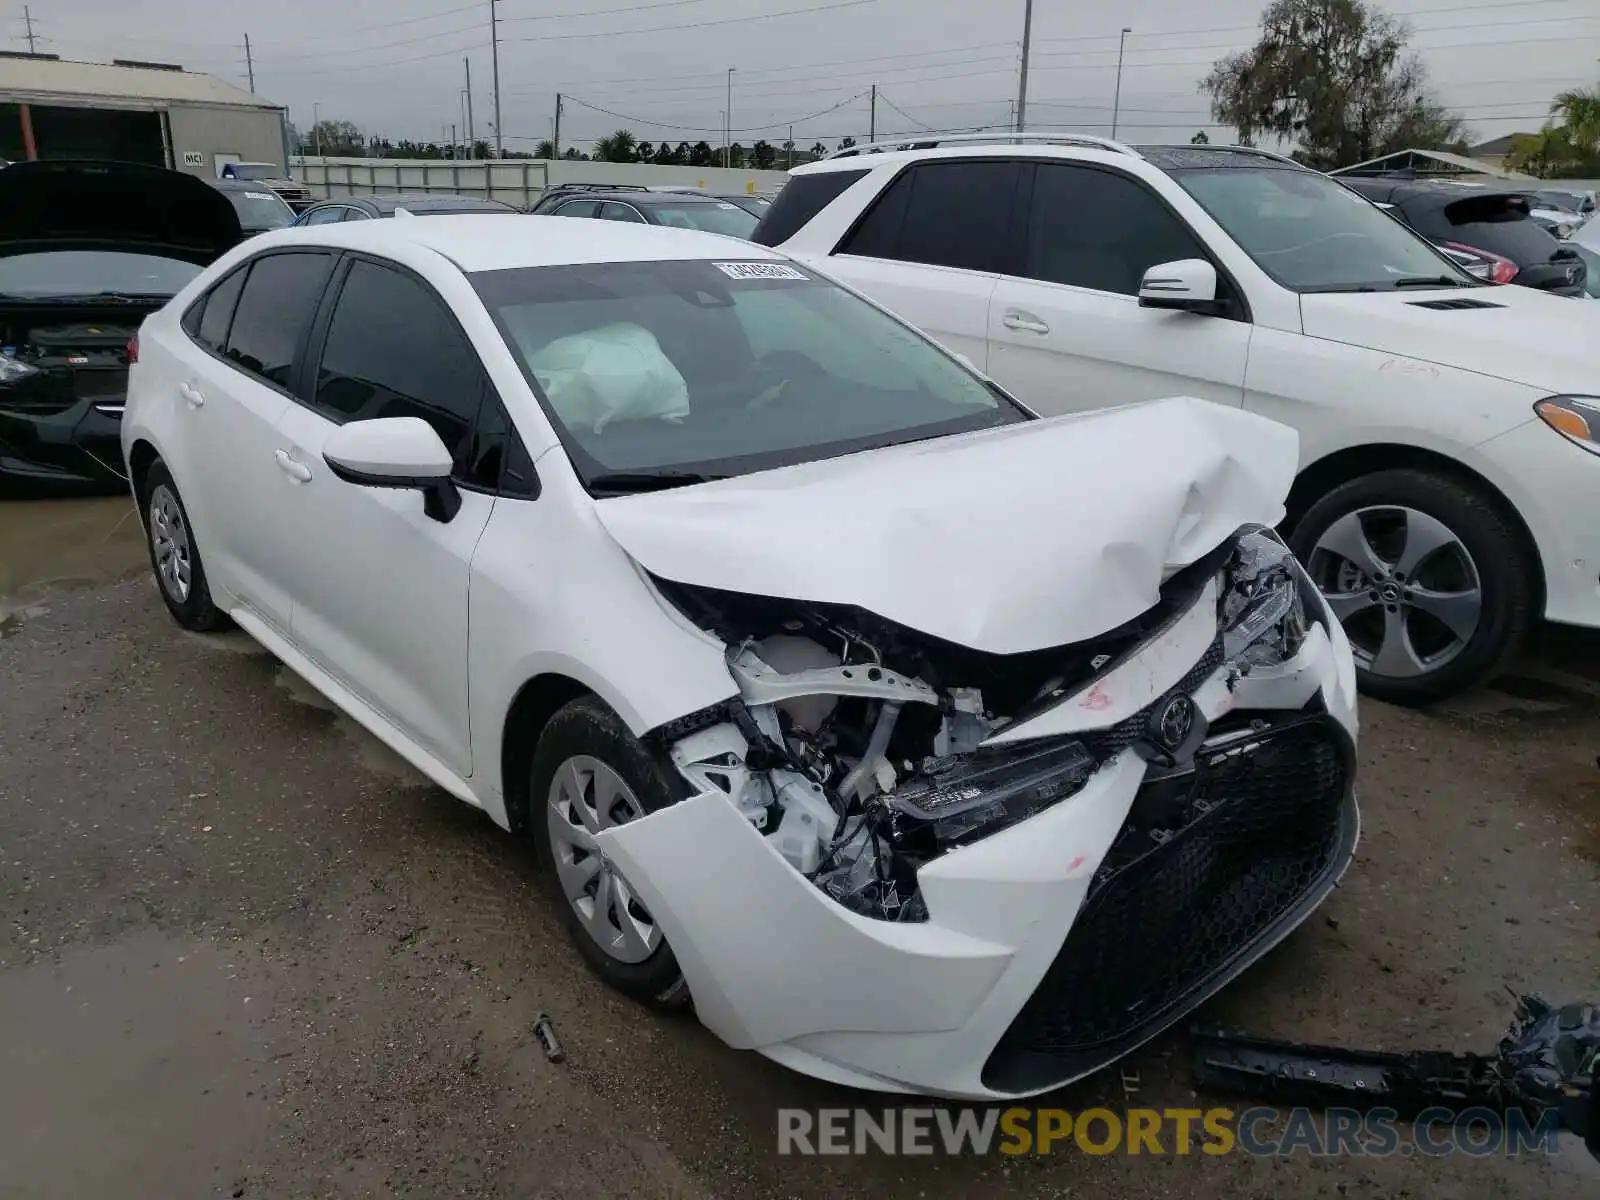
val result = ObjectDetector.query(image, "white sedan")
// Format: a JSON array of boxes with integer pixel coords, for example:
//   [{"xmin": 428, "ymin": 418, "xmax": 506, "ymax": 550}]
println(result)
[{"xmin": 121, "ymin": 216, "xmax": 1360, "ymax": 1098}]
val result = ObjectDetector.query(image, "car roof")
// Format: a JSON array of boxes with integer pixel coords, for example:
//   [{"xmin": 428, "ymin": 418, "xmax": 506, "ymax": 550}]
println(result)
[
  {"xmin": 210, "ymin": 178, "xmax": 283, "ymax": 193},
  {"xmin": 787, "ymin": 140, "xmax": 1302, "ymax": 177},
  {"xmin": 1341, "ymin": 177, "xmax": 1528, "ymax": 210},
  {"xmin": 348, "ymin": 193, "xmax": 515, "ymax": 213},
  {"xmin": 557, "ymin": 190, "xmax": 727, "ymax": 205},
  {"xmin": 248, "ymin": 212, "xmax": 786, "ymax": 272}
]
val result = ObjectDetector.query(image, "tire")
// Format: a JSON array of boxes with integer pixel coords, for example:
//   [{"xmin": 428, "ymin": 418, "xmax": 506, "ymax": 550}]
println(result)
[
  {"xmin": 529, "ymin": 696, "xmax": 692, "ymax": 1009},
  {"xmin": 1289, "ymin": 468, "xmax": 1535, "ymax": 706},
  {"xmin": 138, "ymin": 462, "xmax": 229, "ymax": 633}
]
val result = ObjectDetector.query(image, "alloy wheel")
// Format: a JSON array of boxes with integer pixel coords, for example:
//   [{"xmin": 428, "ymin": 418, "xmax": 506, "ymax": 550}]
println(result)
[
  {"xmin": 546, "ymin": 754, "xmax": 662, "ymax": 964},
  {"xmin": 1307, "ymin": 505, "xmax": 1482, "ymax": 680},
  {"xmin": 148, "ymin": 484, "xmax": 193, "ymax": 604}
]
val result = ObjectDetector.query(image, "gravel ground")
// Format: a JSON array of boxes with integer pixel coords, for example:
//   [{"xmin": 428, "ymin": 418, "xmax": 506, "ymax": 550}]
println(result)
[{"xmin": 1, "ymin": 498, "xmax": 1597, "ymax": 1198}]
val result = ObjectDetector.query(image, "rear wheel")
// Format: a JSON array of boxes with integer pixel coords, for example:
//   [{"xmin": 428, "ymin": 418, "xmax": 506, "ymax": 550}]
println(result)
[
  {"xmin": 529, "ymin": 696, "xmax": 691, "ymax": 1008},
  {"xmin": 1290, "ymin": 469, "xmax": 1534, "ymax": 705},
  {"xmin": 139, "ymin": 462, "xmax": 227, "ymax": 632}
]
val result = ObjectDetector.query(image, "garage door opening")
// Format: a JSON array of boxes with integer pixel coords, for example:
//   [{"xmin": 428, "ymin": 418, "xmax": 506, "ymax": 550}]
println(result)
[{"xmin": 0, "ymin": 103, "xmax": 165, "ymax": 166}]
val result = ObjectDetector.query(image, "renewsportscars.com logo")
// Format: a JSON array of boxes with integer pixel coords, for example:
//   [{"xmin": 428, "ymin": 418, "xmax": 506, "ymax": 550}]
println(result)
[{"xmin": 777, "ymin": 1106, "xmax": 1567, "ymax": 1157}]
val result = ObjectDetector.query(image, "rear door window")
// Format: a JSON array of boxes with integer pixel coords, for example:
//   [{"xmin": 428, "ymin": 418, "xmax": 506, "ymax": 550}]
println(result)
[
  {"xmin": 303, "ymin": 207, "xmax": 345, "ymax": 225},
  {"xmin": 222, "ymin": 252, "xmax": 335, "ymax": 389},
  {"xmin": 193, "ymin": 265, "xmax": 248, "ymax": 353},
  {"xmin": 838, "ymin": 161, "xmax": 1020, "ymax": 273},
  {"xmin": 555, "ymin": 200, "xmax": 601, "ymax": 218}
]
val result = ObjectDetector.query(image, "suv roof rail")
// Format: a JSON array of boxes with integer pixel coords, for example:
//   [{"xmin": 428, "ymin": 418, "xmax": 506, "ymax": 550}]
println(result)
[
  {"xmin": 824, "ymin": 131, "xmax": 1140, "ymax": 160},
  {"xmin": 542, "ymin": 181, "xmax": 650, "ymax": 194}
]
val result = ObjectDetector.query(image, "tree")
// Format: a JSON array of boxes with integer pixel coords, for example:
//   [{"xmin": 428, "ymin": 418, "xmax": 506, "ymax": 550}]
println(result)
[
  {"xmin": 752, "ymin": 139, "xmax": 776, "ymax": 169},
  {"xmin": 673, "ymin": 141, "xmax": 692, "ymax": 164},
  {"xmin": 533, "ymin": 139, "xmax": 555, "ymax": 159},
  {"xmin": 1201, "ymin": 0, "xmax": 1466, "ymax": 170},
  {"xmin": 561, "ymin": 146, "xmax": 587, "ymax": 160},
  {"xmin": 307, "ymin": 118, "xmax": 365, "ymax": 157},
  {"xmin": 1190, "ymin": 130, "xmax": 1211, "ymax": 144},
  {"xmin": 727, "ymin": 143, "xmax": 748, "ymax": 168},
  {"xmin": 636, "ymin": 140, "xmax": 655, "ymax": 162},
  {"xmin": 809, "ymin": 141, "xmax": 826, "ymax": 158},
  {"xmin": 472, "ymin": 139, "xmax": 491, "ymax": 160},
  {"xmin": 1551, "ymin": 86, "xmax": 1600, "ymax": 157},
  {"xmin": 781, "ymin": 138, "xmax": 796, "ymax": 166},
  {"xmin": 593, "ymin": 130, "xmax": 638, "ymax": 162},
  {"xmin": 688, "ymin": 140, "xmax": 715, "ymax": 166},
  {"xmin": 839, "ymin": 136, "xmax": 857, "ymax": 150}
]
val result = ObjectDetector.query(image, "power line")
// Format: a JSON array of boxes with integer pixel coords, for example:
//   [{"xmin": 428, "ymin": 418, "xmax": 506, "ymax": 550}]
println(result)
[
  {"xmin": 875, "ymin": 92, "xmax": 935, "ymax": 130},
  {"xmin": 563, "ymin": 59, "xmax": 1021, "ymax": 103},
  {"xmin": 498, "ymin": 0, "xmax": 878, "ymax": 45},
  {"xmin": 500, "ymin": 0, "xmax": 722, "ymax": 23},
  {"xmin": 561, "ymin": 89, "xmax": 869, "ymax": 134}
]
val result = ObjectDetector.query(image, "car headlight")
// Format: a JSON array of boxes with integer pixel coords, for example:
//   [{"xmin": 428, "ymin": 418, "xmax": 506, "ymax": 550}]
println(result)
[
  {"xmin": 1220, "ymin": 525, "xmax": 1315, "ymax": 668},
  {"xmin": 0, "ymin": 354, "xmax": 42, "ymax": 384},
  {"xmin": 1534, "ymin": 396, "xmax": 1600, "ymax": 455}
]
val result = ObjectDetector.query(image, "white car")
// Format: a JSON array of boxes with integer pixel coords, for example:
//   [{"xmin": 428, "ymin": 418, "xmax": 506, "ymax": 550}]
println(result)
[
  {"xmin": 120, "ymin": 216, "xmax": 1359, "ymax": 1100},
  {"xmin": 757, "ymin": 134, "xmax": 1600, "ymax": 704}
]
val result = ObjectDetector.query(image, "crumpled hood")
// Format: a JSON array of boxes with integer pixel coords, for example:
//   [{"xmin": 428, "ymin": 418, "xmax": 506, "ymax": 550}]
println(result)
[
  {"xmin": 595, "ymin": 396, "xmax": 1298, "ymax": 655},
  {"xmin": 1299, "ymin": 286, "xmax": 1595, "ymax": 394},
  {"xmin": 0, "ymin": 159, "xmax": 242, "ymax": 264}
]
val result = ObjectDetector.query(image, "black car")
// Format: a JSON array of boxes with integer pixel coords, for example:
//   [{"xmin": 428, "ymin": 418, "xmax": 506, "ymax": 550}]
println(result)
[
  {"xmin": 209, "ymin": 178, "xmax": 297, "ymax": 237},
  {"xmin": 1341, "ymin": 177, "xmax": 1586, "ymax": 296},
  {"xmin": 530, "ymin": 186, "xmax": 760, "ymax": 239},
  {"xmin": 0, "ymin": 160, "xmax": 241, "ymax": 496},
  {"xmin": 291, "ymin": 193, "xmax": 520, "ymax": 224}
]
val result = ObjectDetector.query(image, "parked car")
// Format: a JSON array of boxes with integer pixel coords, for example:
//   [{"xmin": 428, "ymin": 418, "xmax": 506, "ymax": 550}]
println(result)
[
  {"xmin": 755, "ymin": 134, "xmax": 1600, "ymax": 702},
  {"xmin": 120, "ymin": 215, "xmax": 1358, "ymax": 1100},
  {"xmin": 1572, "ymin": 215, "xmax": 1600, "ymax": 300},
  {"xmin": 216, "ymin": 161, "xmax": 314, "ymax": 213},
  {"xmin": 292, "ymin": 194, "xmax": 521, "ymax": 224},
  {"xmin": 0, "ymin": 159, "xmax": 241, "ymax": 495},
  {"xmin": 210, "ymin": 178, "xmax": 296, "ymax": 237},
  {"xmin": 530, "ymin": 187, "xmax": 759, "ymax": 238},
  {"xmin": 645, "ymin": 185, "xmax": 773, "ymax": 217},
  {"xmin": 1338, "ymin": 177, "xmax": 1585, "ymax": 295}
]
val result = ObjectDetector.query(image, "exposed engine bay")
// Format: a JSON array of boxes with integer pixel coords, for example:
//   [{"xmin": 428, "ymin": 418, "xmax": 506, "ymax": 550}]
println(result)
[
  {"xmin": 651, "ymin": 525, "xmax": 1321, "ymax": 925},
  {"xmin": 0, "ymin": 311, "xmax": 143, "ymax": 409}
]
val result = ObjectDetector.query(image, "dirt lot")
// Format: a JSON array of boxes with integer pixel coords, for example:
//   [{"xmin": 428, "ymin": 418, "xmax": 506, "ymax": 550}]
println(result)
[{"xmin": 2, "ymin": 496, "xmax": 1598, "ymax": 1199}]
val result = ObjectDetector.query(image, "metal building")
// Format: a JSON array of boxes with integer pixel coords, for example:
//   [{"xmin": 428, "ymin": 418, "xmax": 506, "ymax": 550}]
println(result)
[{"xmin": 0, "ymin": 51, "xmax": 288, "ymax": 180}]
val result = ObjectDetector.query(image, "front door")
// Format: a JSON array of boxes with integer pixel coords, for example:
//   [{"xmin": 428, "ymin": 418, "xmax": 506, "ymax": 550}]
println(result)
[
  {"xmin": 268, "ymin": 256, "xmax": 499, "ymax": 777},
  {"xmin": 985, "ymin": 162, "xmax": 1252, "ymax": 416}
]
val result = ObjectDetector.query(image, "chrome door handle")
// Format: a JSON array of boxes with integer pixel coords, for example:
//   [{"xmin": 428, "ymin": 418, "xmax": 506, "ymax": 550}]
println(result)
[
  {"xmin": 179, "ymin": 382, "xmax": 205, "ymax": 409},
  {"xmin": 1001, "ymin": 311, "xmax": 1050, "ymax": 335},
  {"xmin": 274, "ymin": 449, "xmax": 312, "ymax": 483}
]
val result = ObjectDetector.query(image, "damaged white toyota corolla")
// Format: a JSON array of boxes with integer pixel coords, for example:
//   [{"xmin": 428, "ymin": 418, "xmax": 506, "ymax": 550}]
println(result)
[{"xmin": 121, "ymin": 216, "xmax": 1360, "ymax": 1099}]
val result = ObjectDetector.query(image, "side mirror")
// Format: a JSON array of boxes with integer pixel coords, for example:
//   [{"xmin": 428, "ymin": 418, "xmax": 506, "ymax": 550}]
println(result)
[
  {"xmin": 321, "ymin": 416, "xmax": 462, "ymax": 522},
  {"xmin": 1138, "ymin": 258, "xmax": 1226, "ymax": 316}
]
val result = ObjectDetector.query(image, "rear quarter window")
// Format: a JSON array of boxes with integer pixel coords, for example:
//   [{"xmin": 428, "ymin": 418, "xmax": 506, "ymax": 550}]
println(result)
[{"xmin": 750, "ymin": 169, "xmax": 869, "ymax": 246}]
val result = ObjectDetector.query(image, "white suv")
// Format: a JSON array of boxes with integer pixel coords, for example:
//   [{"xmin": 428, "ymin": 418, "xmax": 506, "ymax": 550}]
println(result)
[{"xmin": 756, "ymin": 134, "xmax": 1600, "ymax": 704}]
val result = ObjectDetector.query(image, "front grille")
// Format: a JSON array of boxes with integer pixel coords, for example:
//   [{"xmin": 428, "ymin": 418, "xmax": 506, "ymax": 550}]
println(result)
[
  {"xmin": 982, "ymin": 711, "xmax": 1355, "ymax": 1094},
  {"xmin": 1082, "ymin": 636, "xmax": 1225, "ymax": 760}
]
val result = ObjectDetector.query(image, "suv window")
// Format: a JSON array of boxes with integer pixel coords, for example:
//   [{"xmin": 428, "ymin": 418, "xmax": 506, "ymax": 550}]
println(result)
[
  {"xmin": 556, "ymin": 200, "xmax": 601, "ymax": 218},
  {"xmin": 838, "ymin": 160, "xmax": 1020, "ymax": 273},
  {"xmin": 599, "ymin": 201, "xmax": 646, "ymax": 223},
  {"xmin": 1026, "ymin": 164, "xmax": 1208, "ymax": 295},
  {"xmin": 223, "ymin": 252, "xmax": 335, "ymax": 388},
  {"xmin": 1413, "ymin": 195, "xmax": 1560, "ymax": 267},
  {"xmin": 303, "ymin": 207, "xmax": 346, "ymax": 225},
  {"xmin": 310, "ymin": 259, "xmax": 491, "ymax": 482},
  {"xmin": 193, "ymin": 265, "xmax": 248, "ymax": 353},
  {"xmin": 751, "ymin": 168, "xmax": 869, "ymax": 245}
]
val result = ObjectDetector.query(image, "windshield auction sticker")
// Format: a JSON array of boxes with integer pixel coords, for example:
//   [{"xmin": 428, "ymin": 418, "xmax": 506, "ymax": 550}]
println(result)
[{"xmin": 712, "ymin": 262, "xmax": 808, "ymax": 280}]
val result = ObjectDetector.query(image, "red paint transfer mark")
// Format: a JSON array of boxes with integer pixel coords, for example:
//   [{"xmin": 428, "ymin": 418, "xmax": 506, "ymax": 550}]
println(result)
[
  {"xmin": 1068, "ymin": 854, "xmax": 1088, "ymax": 872},
  {"xmin": 1079, "ymin": 683, "xmax": 1112, "ymax": 711}
]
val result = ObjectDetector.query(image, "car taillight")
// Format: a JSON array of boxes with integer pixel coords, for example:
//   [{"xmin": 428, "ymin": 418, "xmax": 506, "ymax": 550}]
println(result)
[
  {"xmin": 126, "ymin": 334, "xmax": 138, "ymax": 364},
  {"xmin": 1442, "ymin": 240, "xmax": 1519, "ymax": 285}
]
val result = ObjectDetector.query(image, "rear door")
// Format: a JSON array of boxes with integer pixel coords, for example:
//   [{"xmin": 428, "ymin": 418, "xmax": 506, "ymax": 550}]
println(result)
[
  {"xmin": 175, "ymin": 250, "xmax": 336, "ymax": 631},
  {"xmin": 809, "ymin": 159, "xmax": 1022, "ymax": 370},
  {"xmin": 268, "ymin": 255, "xmax": 500, "ymax": 776},
  {"xmin": 983, "ymin": 162, "xmax": 1251, "ymax": 416}
]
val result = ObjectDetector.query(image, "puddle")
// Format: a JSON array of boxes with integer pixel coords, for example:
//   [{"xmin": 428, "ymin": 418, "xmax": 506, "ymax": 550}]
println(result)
[
  {"xmin": 272, "ymin": 664, "xmax": 336, "ymax": 713},
  {"xmin": 0, "ymin": 496, "xmax": 147, "ymax": 634},
  {"xmin": 273, "ymin": 664, "xmax": 429, "ymax": 787}
]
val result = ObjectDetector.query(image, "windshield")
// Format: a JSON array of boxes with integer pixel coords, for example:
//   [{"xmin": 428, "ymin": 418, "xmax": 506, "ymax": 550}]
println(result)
[
  {"xmin": 227, "ymin": 164, "xmax": 278, "ymax": 181},
  {"xmin": 646, "ymin": 201, "xmax": 760, "ymax": 239},
  {"xmin": 0, "ymin": 250, "xmax": 204, "ymax": 298},
  {"xmin": 472, "ymin": 258, "xmax": 1023, "ymax": 487},
  {"xmin": 1175, "ymin": 166, "xmax": 1473, "ymax": 291},
  {"xmin": 225, "ymin": 188, "xmax": 293, "ymax": 231}
]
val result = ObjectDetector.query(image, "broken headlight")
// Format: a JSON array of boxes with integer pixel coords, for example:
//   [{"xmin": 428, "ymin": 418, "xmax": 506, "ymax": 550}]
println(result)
[
  {"xmin": 884, "ymin": 737, "xmax": 1096, "ymax": 845},
  {"xmin": 1220, "ymin": 526, "xmax": 1318, "ymax": 669}
]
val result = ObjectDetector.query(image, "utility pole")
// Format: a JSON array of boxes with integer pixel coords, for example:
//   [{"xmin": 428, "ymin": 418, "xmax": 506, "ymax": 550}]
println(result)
[
  {"xmin": 243, "ymin": 33, "xmax": 255, "ymax": 92},
  {"xmin": 1111, "ymin": 27, "xmax": 1132, "ymax": 140},
  {"xmin": 22, "ymin": 5, "xmax": 35, "ymax": 54},
  {"xmin": 1015, "ymin": 0, "xmax": 1033, "ymax": 131},
  {"xmin": 451, "ymin": 123, "xmax": 458, "ymax": 158},
  {"xmin": 787, "ymin": 124, "xmax": 793, "ymax": 169},
  {"xmin": 314, "ymin": 101, "xmax": 323, "ymax": 157},
  {"xmin": 553, "ymin": 93, "xmax": 562, "ymax": 160},
  {"xmin": 869, "ymin": 83, "xmax": 876, "ymax": 142},
  {"xmin": 464, "ymin": 57, "xmax": 475, "ymax": 153},
  {"xmin": 725, "ymin": 67, "xmax": 735, "ymax": 168},
  {"xmin": 490, "ymin": 0, "xmax": 503, "ymax": 158}
]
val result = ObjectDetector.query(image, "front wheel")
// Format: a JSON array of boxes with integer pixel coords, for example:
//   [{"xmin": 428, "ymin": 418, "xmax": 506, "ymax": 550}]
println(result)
[
  {"xmin": 529, "ymin": 696, "xmax": 691, "ymax": 1009},
  {"xmin": 1290, "ymin": 469, "xmax": 1535, "ymax": 706}
]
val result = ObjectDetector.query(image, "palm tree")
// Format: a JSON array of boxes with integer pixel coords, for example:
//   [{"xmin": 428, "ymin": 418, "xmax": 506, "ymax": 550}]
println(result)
[
  {"xmin": 534, "ymin": 139, "xmax": 556, "ymax": 159},
  {"xmin": 592, "ymin": 130, "xmax": 638, "ymax": 163},
  {"xmin": 1550, "ymin": 86, "xmax": 1600, "ymax": 155}
]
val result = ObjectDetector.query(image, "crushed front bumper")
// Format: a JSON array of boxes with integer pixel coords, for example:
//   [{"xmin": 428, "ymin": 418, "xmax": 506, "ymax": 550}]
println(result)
[{"xmin": 596, "ymin": 618, "xmax": 1359, "ymax": 1099}]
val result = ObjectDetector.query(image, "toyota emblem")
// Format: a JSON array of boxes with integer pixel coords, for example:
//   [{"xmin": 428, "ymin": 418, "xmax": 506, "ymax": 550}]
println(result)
[{"xmin": 1156, "ymin": 694, "xmax": 1195, "ymax": 749}]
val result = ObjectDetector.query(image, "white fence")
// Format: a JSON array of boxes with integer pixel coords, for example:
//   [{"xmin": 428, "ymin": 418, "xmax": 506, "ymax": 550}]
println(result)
[{"xmin": 290, "ymin": 156, "xmax": 794, "ymax": 209}]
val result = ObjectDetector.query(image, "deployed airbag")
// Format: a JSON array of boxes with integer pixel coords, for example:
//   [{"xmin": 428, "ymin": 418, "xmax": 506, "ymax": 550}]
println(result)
[{"xmin": 526, "ymin": 322, "xmax": 690, "ymax": 433}]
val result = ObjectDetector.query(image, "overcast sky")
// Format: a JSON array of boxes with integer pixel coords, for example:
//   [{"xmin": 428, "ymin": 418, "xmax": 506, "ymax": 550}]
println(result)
[{"xmin": 23, "ymin": 0, "xmax": 1600, "ymax": 152}]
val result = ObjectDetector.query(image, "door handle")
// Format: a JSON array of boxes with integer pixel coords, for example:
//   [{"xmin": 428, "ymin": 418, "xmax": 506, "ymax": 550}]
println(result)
[
  {"xmin": 1001, "ymin": 311, "xmax": 1051, "ymax": 335},
  {"xmin": 179, "ymin": 382, "xmax": 205, "ymax": 409},
  {"xmin": 274, "ymin": 449, "xmax": 312, "ymax": 483}
]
